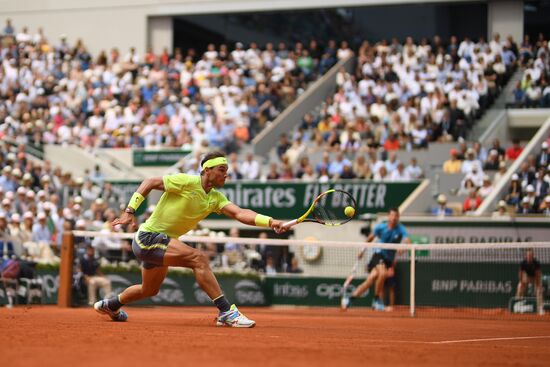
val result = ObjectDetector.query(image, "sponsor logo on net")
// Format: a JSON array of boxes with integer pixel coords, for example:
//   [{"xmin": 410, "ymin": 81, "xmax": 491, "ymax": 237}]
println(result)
[
  {"xmin": 235, "ymin": 280, "xmax": 265, "ymax": 305},
  {"xmin": 108, "ymin": 275, "xmax": 185, "ymax": 304},
  {"xmin": 274, "ymin": 282, "xmax": 365, "ymax": 300},
  {"xmin": 432, "ymin": 279, "xmax": 513, "ymax": 294},
  {"xmin": 194, "ymin": 282, "xmax": 211, "ymax": 304}
]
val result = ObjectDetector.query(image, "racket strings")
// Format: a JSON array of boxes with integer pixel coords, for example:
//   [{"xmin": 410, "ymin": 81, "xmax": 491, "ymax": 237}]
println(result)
[{"xmin": 312, "ymin": 190, "xmax": 356, "ymax": 225}]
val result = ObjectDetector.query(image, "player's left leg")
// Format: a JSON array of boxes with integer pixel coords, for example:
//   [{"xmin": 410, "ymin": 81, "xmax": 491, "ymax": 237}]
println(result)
[
  {"xmin": 163, "ymin": 238, "xmax": 255, "ymax": 327},
  {"xmin": 341, "ymin": 268, "xmax": 380, "ymax": 310},
  {"xmin": 351, "ymin": 267, "xmax": 379, "ymax": 298},
  {"xmin": 95, "ymin": 265, "xmax": 168, "ymax": 322}
]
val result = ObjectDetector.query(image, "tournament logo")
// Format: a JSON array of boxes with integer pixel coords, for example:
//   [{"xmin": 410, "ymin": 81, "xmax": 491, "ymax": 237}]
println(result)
[
  {"xmin": 234, "ymin": 280, "xmax": 265, "ymax": 305},
  {"xmin": 152, "ymin": 277, "xmax": 185, "ymax": 304},
  {"xmin": 193, "ymin": 282, "xmax": 211, "ymax": 304}
]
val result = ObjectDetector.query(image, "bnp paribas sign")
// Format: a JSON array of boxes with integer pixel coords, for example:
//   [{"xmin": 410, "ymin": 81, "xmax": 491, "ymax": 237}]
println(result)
[{"xmin": 216, "ymin": 181, "xmax": 419, "ymax": 219}]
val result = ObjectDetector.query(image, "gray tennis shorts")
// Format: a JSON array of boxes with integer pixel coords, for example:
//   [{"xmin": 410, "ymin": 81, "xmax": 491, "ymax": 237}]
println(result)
[{"xmin": 132, "ymin": 230, "xmax": 171, "ymax": 269}]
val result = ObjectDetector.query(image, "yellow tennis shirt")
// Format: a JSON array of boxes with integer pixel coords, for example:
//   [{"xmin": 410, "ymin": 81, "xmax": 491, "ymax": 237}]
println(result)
[{"xmin": 139, "ymin": 173, "xmax": 231, "ymax": 238}]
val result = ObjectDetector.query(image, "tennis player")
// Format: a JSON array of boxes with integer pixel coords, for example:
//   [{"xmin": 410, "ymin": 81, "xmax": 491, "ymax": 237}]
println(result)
[
  {"xmin": 341, "ymin": 208, "xmax": 410, "ymax": 311},
  {"xmin": 94, "ymin": 151, "xmax": 288, "ymax": 327}
]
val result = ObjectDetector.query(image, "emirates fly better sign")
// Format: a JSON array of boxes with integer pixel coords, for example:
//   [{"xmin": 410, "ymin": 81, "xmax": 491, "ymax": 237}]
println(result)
[{"xmin": 216, "ymin": 181, "xmax": 419, "ymax": 219}]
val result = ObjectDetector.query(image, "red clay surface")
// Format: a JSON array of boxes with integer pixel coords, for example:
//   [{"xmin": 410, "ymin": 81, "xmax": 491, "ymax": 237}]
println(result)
[{"xmin": 1, "ymin": 306, "xmax": 550, "ymax": 367}]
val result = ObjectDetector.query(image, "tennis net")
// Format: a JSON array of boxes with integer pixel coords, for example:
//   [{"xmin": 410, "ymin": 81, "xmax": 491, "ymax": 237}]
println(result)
[{"xmin": 56, "ymin": 230, "xmax": 550, "ymax": 320}]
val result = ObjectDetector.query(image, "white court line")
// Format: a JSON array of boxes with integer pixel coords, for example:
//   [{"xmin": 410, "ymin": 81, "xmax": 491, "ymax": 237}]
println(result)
[{"xmin": 431, "ymin": 336, "xmax": 550, "ymax": 344}]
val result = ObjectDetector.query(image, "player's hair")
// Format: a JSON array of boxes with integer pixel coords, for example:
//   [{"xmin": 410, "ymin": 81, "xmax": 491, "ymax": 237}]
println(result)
[
  {"xmin": 388, "ymin": 207, "xmax": 400, "ymax": 214},
  {"xmin": 200, "ymin": 150, "xmax": 226, "ymax": 174}
]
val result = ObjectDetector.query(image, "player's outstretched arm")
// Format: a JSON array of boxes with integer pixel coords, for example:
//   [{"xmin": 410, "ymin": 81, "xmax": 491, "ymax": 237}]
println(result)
[
  {"xmin": 358, "ymin": 234, "xmax": 375, "ymax": 259},
  {"xmin": 221, "ymin": 203, "xmax": 288, "ymax": 233},
  {"xmin": 111, "ymin": 177, "xmax": 165, "ymax": 227}
]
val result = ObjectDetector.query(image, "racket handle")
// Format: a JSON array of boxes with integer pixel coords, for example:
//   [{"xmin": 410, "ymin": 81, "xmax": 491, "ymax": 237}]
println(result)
[{"xmin": 282, "ymin": 219, "xmax": 298, "ymax": 228}]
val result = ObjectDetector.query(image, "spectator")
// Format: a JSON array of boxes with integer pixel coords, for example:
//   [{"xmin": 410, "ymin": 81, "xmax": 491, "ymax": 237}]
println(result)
[
  {"xmin": 405, "ymin": 157, "xmax": 423, "ymax": 179},
  {"xmin": 505, "ymin": 174, "xmax": 523, "ymax": 206},
  {"xmin": 265, "ymin": 255, "xmax": 277, "ymax": 275},
  {"xmin": 478, "ymin": 175, "xmax": 494, "ymax": 199},
  {"xmin": 264, "ymin": 163, "xmax": 280, "ymax": 181},
  {"xmin": 506, "ymin": 139, "xmax": 523, "ymax": 161},
  {"xmin": 484, "ymin": 149, "xmax": 501, "ymax": 170},
  {"xmin": 536, "ymin": 142, "xmax": 549, "ymax": 169},
  {"xmin": 493, "ymin": 161, "xmax": 507, "ymax": 183},
  {"xmin": 463, "ymin": 189, "xmax": 481, "ymax": 214},
  {"xmin": 443, "ymin": 149, "xmax": 462, "ymax": 173},
  {"xmin": 390, "ymin": 162, "xmax": 410, "ymax": 181},
  {"xmin": 517, "ymin": 161, "xmax": 535, "ymax": 187},
  {"xmin": 517, "ymin": 196, "xmax": 536, "ymax": 215},
  {"xmin": 277, "ymin": 134, "xmax": 291, "ymax": 158},
  {"xmin": 240, "ymin": 153, "xmax": 260, "ymax": 180},
  {"xmin": 328, "ymin": 152, "xmax": 351, "ymax": 177},
  {"xmin": 492, "ymin": 200, "xmax": 511, "ymax": 219},
  {"xmin": 78, "ymin": 245, "xmax": 112, "ymax": 306},
  {"xmin": 32, "ymin": 212, "xmax": 52, "ymax": 245},
  {"xmin": 340, "ymin": 164, "xmax": 356, "ymax": 179},
  {"xmin": 222, "ymin": 228, "xmax": 245, "ymax": 269},
  {"xmin": 461, "ymin": 148, "xmax": 483, "ymax": 174},
  {"xmin": 540, "ymin": 196, "xmax": 550, "ymax": 215},
  {"xmin": 431, "ymin": 194, "xmax": 453, "ymax": 217},
  {"xmin": 490, "ymin": 138, "xmax": 506, "ymax": 157},
  {"xmin": 287, "ymin": 256, "xmax": 303, "ymax": 274},
  {"xmin": 533, "ymin": 168, "xmax": 549, "ymax": 199},
  {"xmin": 524, "ymin": 184, "xmax": 540, "ymax": 209}
]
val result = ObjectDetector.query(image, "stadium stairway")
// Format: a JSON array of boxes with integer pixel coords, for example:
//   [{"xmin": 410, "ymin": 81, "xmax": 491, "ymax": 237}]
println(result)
[
  {"xmin": 253, "ymin": 56, "xmax": 355, "ymax": 157},
  {"xmin": 469, "ymin": 68, "xmax": 524, "ymax": 143},
  {"xmin": 475, "ymin": 111, "xmax": 550, "ymax": 215},
  {"xmin": 44, "ymin": 145, "xmax": 146, "ymax": 181}
]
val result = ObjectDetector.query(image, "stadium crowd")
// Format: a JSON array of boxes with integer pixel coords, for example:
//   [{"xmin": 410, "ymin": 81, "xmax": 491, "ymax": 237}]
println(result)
[
  {"xmin": 1, "ymin": 18, "xmax": 548, "ymax": 278},
  {"xmin": 255, "ymin": 33, "xmax": 519, "ymax": 182},
  {"xmin": 438, "ymin": 136, "xmax": 550, "ymax": 216},
  {"xmin": 511, "ymin": 33, "xmax": 550, "ymax": 108},
  {"xmin": 0, "ymin": 18, "xmax": 336, "ymax": 155}
]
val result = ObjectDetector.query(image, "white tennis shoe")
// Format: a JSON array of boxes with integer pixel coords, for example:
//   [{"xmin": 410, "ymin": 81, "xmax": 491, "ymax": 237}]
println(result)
[{"xmin": 216, "ymin": 304, "xmax": 256, "ymax": 328}]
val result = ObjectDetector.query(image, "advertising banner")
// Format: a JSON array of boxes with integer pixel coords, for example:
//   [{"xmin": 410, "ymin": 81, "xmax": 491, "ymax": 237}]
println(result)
[
  {"xmin": 215, "ymin": 181, "xmax": 419, "ymax": 218},
  {"xmin": 264, "ymin": 276, "xmax": 373, "ymax": 306},
  {"xmin": 0, "ymin": 271, "xmax": 266, "ymax": 306},
  {"xmin": 133, "ymin": 149, "xmax": 191, "ymax": 166}
]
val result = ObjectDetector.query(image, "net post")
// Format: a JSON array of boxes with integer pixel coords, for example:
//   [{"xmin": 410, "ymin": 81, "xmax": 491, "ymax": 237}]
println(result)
[
  {"xmin": 409, "ymin": 245, "xmax": 416, "ymax": 317},
  {"xmin": 58, "ymin": 232, "xmax": 75, "ymax": 308}
]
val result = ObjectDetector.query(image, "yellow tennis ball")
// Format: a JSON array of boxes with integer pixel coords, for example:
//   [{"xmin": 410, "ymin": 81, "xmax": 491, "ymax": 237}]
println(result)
[{"xmin": 344, "ymin": 206, "xmax": 355, "ymax": 218}]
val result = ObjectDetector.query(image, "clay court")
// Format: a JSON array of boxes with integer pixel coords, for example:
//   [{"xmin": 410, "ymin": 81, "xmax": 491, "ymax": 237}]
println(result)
[{"xmin": 1, "ymin": 306, "xmax": 549, "ymax": 367}]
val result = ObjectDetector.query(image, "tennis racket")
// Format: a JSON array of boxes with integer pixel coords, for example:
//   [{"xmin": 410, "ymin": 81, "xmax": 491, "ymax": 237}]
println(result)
[
  {"xmin": 282, "ymin": 189, "xmax": 357, "ymax": 229},
  {"xmin": 341, "ymin": 248, "xmax": 367, "ymax": 307},
  {"xmin": 342, "ymin": 249, "xmax": 365, "ymax": 289}
]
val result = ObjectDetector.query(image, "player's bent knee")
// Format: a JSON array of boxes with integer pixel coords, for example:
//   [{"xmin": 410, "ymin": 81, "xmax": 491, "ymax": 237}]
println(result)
[
  {"xmin": 192, "ymin": 251, "xmax": 209, "ymax": 270},
  {"xmin": 142, "ymin": 286, "xmax": 160, "ymax": 297}
]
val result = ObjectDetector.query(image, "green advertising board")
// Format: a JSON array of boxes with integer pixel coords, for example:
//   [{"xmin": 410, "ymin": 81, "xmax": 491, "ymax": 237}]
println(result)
[
  {"xmin": 264, "ymin": 276, "xmax": 373, "ymax": 306},
  {"xmin": 133, "ymin": 149, "xmax": 191, "ymax": 166},
  {"xmin": 214, "ymin": 181, "xmax": 420, "ymax": 218},
  {"xmin": 2, "ymin": 265, "xmax": 546, "ymax": 310},
  {"xmin": 0, "ymin": 270, "xmax": 266, "ymax": 307},
  {"xmin": 107, "ymin": 180, "xmax": 147, "ymax": 216},
  {"xmin": 106, "ymin": 180, "xmax": 419, "ymax": 219}
]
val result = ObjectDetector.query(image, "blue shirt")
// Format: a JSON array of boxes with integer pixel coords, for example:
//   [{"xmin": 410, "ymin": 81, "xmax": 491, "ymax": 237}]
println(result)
[{"xmin": 373, "ymin": 221, "xmax": 408, "ymax": 262}]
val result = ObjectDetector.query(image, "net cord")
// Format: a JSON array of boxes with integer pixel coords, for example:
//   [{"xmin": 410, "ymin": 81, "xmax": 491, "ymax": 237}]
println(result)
[{"xmin": 71, "ymin": 230, "xmax": 550, "ymax": 250}]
